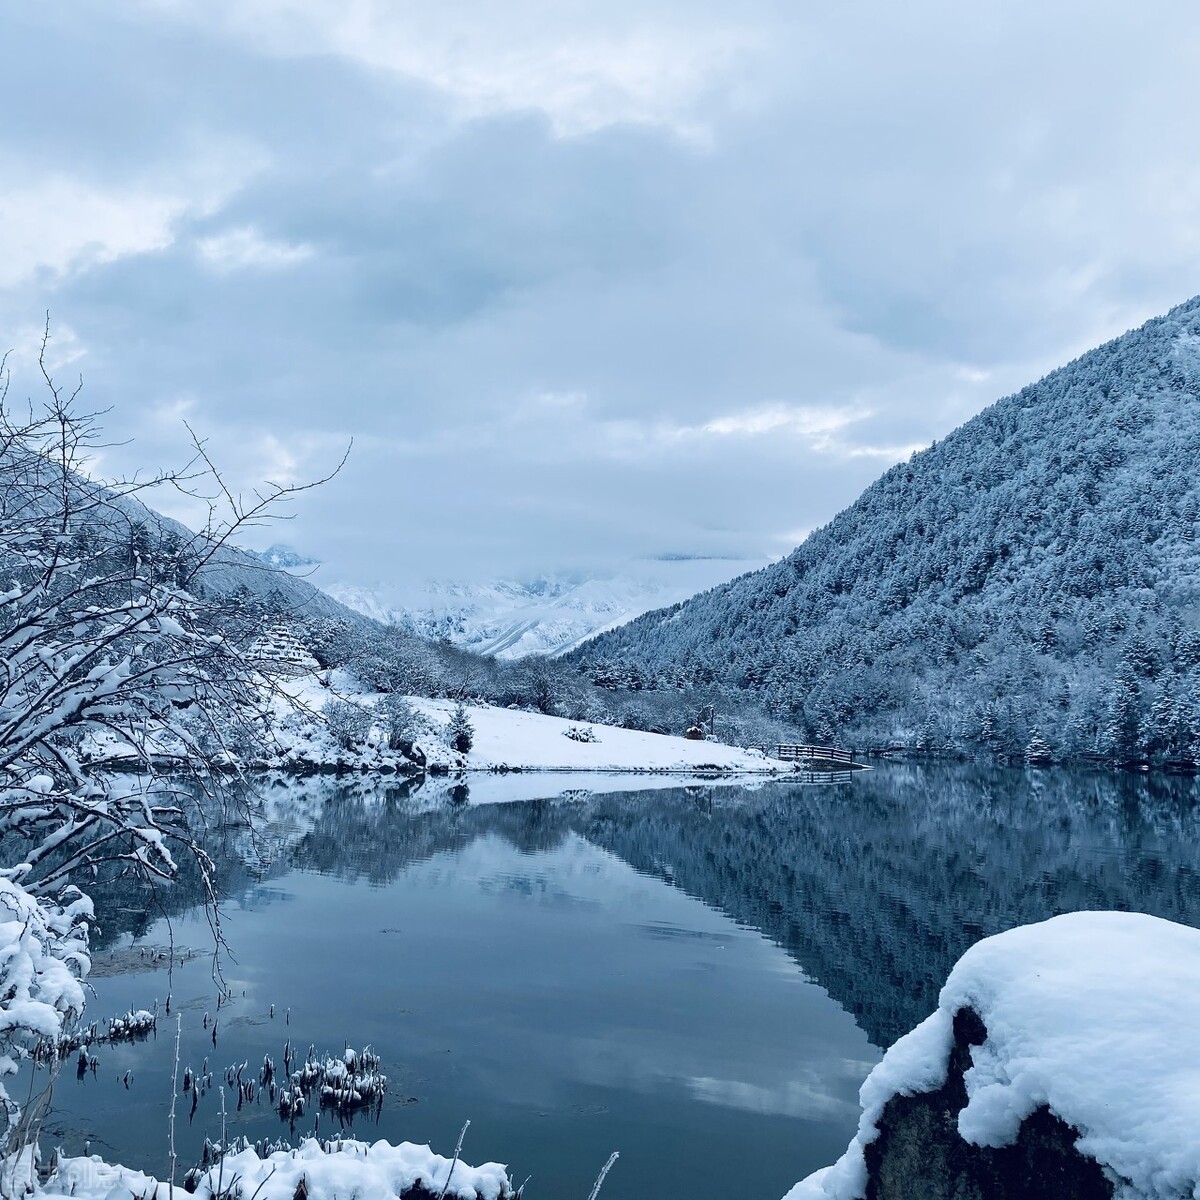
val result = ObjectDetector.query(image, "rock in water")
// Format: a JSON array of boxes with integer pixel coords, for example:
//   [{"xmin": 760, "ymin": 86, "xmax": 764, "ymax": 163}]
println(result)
[
  {"xmin": 863, "ymin": 1008, "xmax": 1111, "ymax": 1200},
  {"xmin": 787, "ymin": 912, "xmax": 1200, "ymax": 1200}
]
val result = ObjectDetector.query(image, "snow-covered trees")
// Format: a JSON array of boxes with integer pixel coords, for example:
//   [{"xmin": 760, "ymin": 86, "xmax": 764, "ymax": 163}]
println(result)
[
  {"xmin": 0, "ymin": 340, "xmax": 323, "ymax": 1159},
  {"xmin": 377, "ymin": 695, "xmax": 429, "ymax": 752},
  {"xmin": 513, "ymin": 658, "xmax": 563, "ymax": 715},
  {"xmin": 323, "ymin": 698, "xmax": 373, "ymax": 749},
  {"xmin": 570, "ymin": 296, "xmax": 1200, "ymax": 761}
]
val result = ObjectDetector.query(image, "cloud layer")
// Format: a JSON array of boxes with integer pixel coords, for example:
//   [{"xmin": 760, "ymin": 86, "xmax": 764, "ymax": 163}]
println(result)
[{"xmin": 4, "ymin": 0, "xmax": 1200, "ymax": 582}]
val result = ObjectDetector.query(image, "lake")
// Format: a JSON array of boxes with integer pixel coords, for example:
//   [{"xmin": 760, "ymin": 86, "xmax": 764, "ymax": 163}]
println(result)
[{"xmin": 31, "ymin": 764, "xmax": 1200, "ymax": 1200}]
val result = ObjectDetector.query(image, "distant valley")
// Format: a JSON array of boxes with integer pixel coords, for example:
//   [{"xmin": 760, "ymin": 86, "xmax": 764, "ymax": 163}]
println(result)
[{"xmin": 270, "ymin": 554, "xmax": 771, "ymax": 659}]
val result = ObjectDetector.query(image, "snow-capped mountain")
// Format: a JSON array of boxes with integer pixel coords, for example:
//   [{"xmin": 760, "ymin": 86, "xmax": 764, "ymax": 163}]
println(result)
[
  {"xmin": 323, "ymin": 556, "xmax": 772, "ymax": 659},
  {"xmin": 243, "ymin": 543, "xmax": 322, "ymax": 572}
]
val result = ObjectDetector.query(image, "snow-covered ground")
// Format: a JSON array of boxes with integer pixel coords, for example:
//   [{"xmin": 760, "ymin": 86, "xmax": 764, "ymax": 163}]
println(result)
[
  {"xmin": 11, "ymin": 1138, "xmax": 513, "ymax": 1200},
  {"xmin": 409, "ymin": 696, "xmax": 784, "ymax": 773},
  {"xmin": 268, "ymin": 671, "xmax": 789, "ymax": 776},
  {"xmin": 787, "ymin": 911, "xmax": 1200, "ymax": 1200}
]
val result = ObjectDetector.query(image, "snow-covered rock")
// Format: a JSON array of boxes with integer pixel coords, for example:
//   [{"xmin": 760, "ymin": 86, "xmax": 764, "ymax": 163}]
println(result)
[{"xmin": 787, "ymin": 912, "xmax": 1200, "ymax": 1200}]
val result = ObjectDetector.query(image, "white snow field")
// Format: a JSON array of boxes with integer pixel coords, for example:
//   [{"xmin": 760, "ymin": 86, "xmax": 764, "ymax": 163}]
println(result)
[
  {"xmin": 407, "ymin": 697, "xmax": 785, "ymax": 773},
  {"xmin": 18, "ymin": 1138, "xmax": 513, "ymax": 1200},
  {"xmin": 785, "ymin": 911, "xmax": 1200, "ymax": 1200},
  {"xmin": 269, "ymin": 671, "xmax": 790, "ymax": 776}
]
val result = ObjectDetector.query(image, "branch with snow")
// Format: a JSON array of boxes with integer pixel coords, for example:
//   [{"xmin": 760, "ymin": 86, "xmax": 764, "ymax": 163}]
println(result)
[{"xmin": 0, "ymin": 339, "xmax": 329, "ymax": 1163}]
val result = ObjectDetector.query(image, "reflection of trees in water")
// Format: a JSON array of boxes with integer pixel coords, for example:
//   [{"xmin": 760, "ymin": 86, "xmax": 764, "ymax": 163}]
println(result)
[
  {"xmin": 292, "ymin": 788, "xmax": 576, "ymax": 884},
  {"xmin": 87, "ymin": 776, "xmax": 579, "ymax": 943},
  {"xmin": 86, "ymin": 825, "xmax": 283, "ymax": 949},
  {"xmin": 90, "ymin": 766, "xmax": 1200, "ymax": 1048},
  {"xmin": 82, "ymin": 786, "xmax": 268, "ymax": 949},
  {"xmin": 577, "ymin": 765, "xmax": 1200, "ymax": 1046}
]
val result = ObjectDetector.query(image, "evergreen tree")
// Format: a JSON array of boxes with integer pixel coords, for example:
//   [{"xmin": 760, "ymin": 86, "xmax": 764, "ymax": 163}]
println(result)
[
  {"xmin": 1024, "ymin": 730, "xmax": 1053, "ymax": 764},
  {"xmin": 1103, "ymin": 669, "xmax": 1143, "ymax": 762},
  {"xmin": 448, "ymin": 702, "xmax": 474, "ymax": 753}
]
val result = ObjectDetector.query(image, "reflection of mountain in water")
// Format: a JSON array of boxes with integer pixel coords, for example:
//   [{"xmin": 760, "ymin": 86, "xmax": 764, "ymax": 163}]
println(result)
[
  {"xmin": 289, "ymin": 781, "xmax": 580, "ymax": 883},
  {"xmin": 577, "ymin": 766, "xmax": 1200, "ymax": 1045},
  {"xmin": 86, "ymin": 776, "xmax": 580, "ymax": 945},
  {"xmin": 91, "ymin": 766, "xmax": 1200, "ymax": 1048}
]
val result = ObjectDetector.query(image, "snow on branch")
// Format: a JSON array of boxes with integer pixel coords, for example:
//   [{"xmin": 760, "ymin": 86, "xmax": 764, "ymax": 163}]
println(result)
[{"xmin": 0, "ymin": 327, "xmax": 338, "ymax": 1161}]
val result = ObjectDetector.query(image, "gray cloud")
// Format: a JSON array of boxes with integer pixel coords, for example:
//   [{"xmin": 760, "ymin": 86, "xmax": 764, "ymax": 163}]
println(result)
[{"xmin": 3, "ymin": 0, "xmax": 1200, "ymax": 584}]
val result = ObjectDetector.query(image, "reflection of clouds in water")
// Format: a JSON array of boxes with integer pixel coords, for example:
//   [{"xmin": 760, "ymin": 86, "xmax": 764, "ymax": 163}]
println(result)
[
  {"xmin": 432, "ymin": 831, "xmax": 691, "ymax": 915},
  {"xmin": 686, "ymin": 1071, "xmax": 861, "ymax": 1121},
  {"xmin": 476, "ymin": 871, "xmax": 604, "ymax": 910},
  {"xmin": 558, "ymin": 1028, "xmax": 871, "ymax": 1122}
]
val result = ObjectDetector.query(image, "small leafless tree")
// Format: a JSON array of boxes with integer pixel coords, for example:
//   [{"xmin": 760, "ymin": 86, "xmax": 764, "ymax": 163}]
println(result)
[
  {"xmin": 516, "ymin": 657, "xmax": 563, "ymax": 715},
  {"xmin": 0, "ymin": 324, "xmax": 340, "ymax": 1180}
]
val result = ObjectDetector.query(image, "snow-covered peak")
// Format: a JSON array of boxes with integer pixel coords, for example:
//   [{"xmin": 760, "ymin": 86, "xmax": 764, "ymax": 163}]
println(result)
[
  {"xmin": 242, "ymin": 543, "xmax": 321, "ymax": 573},
  {"xmin": 324, "ymin": 556, "xmax": 771, "ymax": 658}
]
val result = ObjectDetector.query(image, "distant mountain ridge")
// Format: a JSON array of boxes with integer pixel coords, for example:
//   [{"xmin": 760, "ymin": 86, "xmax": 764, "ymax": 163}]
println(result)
[
  {"xmin": 243, "ymin": 543, "xmax": 321, "ymax": 573},
  {"xmin": 325, "ymin": 557, "xmax": 769, "ymax": 659},
  {"xmin": 571, "ymin": 295, "xmax": 1200, "ymax": 761}
]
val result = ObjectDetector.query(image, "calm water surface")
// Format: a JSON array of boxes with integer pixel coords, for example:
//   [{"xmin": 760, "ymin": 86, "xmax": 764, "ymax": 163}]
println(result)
[{"xmin": 34, "ymin": 765, "xmax": 1200, "ymax": 1200}]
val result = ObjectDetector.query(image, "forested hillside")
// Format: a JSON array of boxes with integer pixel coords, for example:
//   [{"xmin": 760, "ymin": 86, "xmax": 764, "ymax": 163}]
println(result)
[{"xmin": 573, "ymin": 296, "xmax": 1200, "ymax": 761}]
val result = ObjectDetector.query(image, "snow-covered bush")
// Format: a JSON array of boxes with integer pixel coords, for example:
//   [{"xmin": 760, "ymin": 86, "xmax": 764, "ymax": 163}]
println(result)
[
  {"xmin": 0, "ymin": 876, "xmax": 90, "ymax": 1155},
  {"xmin": 376, "ymin": 694, "xmax": 434, "ymax": 751},
  {"xmin": 322, "ymin": 698, "xmax": 373, "ymax": 750},
  {"xmin": 618, "ymin": 704, "xmax": 651, "ymax": 731},
  {"xmin": 563, "ymin": 724, "xmax": 599, "ymax": 743},
  {"xmin": 48, "ymin": 1136, "xmax": 517, "ymax": 1200}
]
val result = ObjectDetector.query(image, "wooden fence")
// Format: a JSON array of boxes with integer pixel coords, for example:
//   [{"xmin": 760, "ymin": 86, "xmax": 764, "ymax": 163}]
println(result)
[{"xmin": 776, "ymin": 744, "xmax": 857, "ymax": 764}]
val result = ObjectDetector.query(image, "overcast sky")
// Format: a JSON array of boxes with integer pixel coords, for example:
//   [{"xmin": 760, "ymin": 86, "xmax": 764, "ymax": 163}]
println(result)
[{"xmin": 3, "ymin": 1, "xmax": 1200, "ymax": 589}]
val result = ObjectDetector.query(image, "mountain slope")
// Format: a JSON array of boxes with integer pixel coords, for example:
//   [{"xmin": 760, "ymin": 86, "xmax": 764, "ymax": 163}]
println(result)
[
  {"xmin": 93, "ymin": 491, "xmax": 371, "ymax": 627},
  {"xmin": 572, "ymin": 296, "xmax": 1200, "ymax": 760}
]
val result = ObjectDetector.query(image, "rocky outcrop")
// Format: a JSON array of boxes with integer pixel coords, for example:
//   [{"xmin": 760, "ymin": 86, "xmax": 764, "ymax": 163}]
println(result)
[
  {"xmin": 863, "ymin": 1008, "xmax": 1113, "ymax": 1200},
  {"xmin": 787, "ymin": 913, "xmax": 1199, "ymax": 1200}
]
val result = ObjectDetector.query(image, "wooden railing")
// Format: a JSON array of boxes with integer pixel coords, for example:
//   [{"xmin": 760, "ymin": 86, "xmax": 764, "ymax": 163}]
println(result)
[
  {"xmin": 776, "ymin": 744, "xmax": 857, "ymax": 764},
  {"xmin": 791, "ymin": 768, "xmax": 859, "ymax": 785}
]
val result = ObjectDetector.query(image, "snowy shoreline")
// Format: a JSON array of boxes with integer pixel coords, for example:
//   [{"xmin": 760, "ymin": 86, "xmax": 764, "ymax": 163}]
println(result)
[
  {"xmin": 256, "ymin": 675, "xmax": 801, "ymax": 778},
  {"xmin": 11, "ymin": 1137, "xmax": 517, "ymax": 1200}
]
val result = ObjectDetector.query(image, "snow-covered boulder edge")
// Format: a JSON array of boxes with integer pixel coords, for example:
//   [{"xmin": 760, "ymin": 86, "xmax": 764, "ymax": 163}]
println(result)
[
  {"xmin": 20, "ymin": 1138, "xmax": 514, "ymax": 1200},
  {"xmin": 786, "ymin": 912, "xmax": 1200, "ymax": 1200}
]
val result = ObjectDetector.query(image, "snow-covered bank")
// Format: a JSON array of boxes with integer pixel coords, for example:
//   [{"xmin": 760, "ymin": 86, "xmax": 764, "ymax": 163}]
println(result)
[
  {"xmin": 20, "ymin": 1138, "xmax": 514, "ymax": 1200},
  {"xmin": 408, "ymin": 697, "xmax": 786, "ymax": 773},
  {"xmin": 787, "ymin": 911, "xmax": 1200, "ymax": 1200},
  {"xmin": 266, "ymin": 672, "xmax": 790, "ymax": 775}
]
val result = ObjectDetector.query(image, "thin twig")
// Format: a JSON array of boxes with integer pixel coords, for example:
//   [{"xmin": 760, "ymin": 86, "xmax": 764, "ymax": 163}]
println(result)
[
  {"xmin": 586, "ymin": 1153, "xmax": 619, "ymax": 1200},
  {"xmin": 436, "ymin": 1120, "xmax": 470, "ymax": 1200}
]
